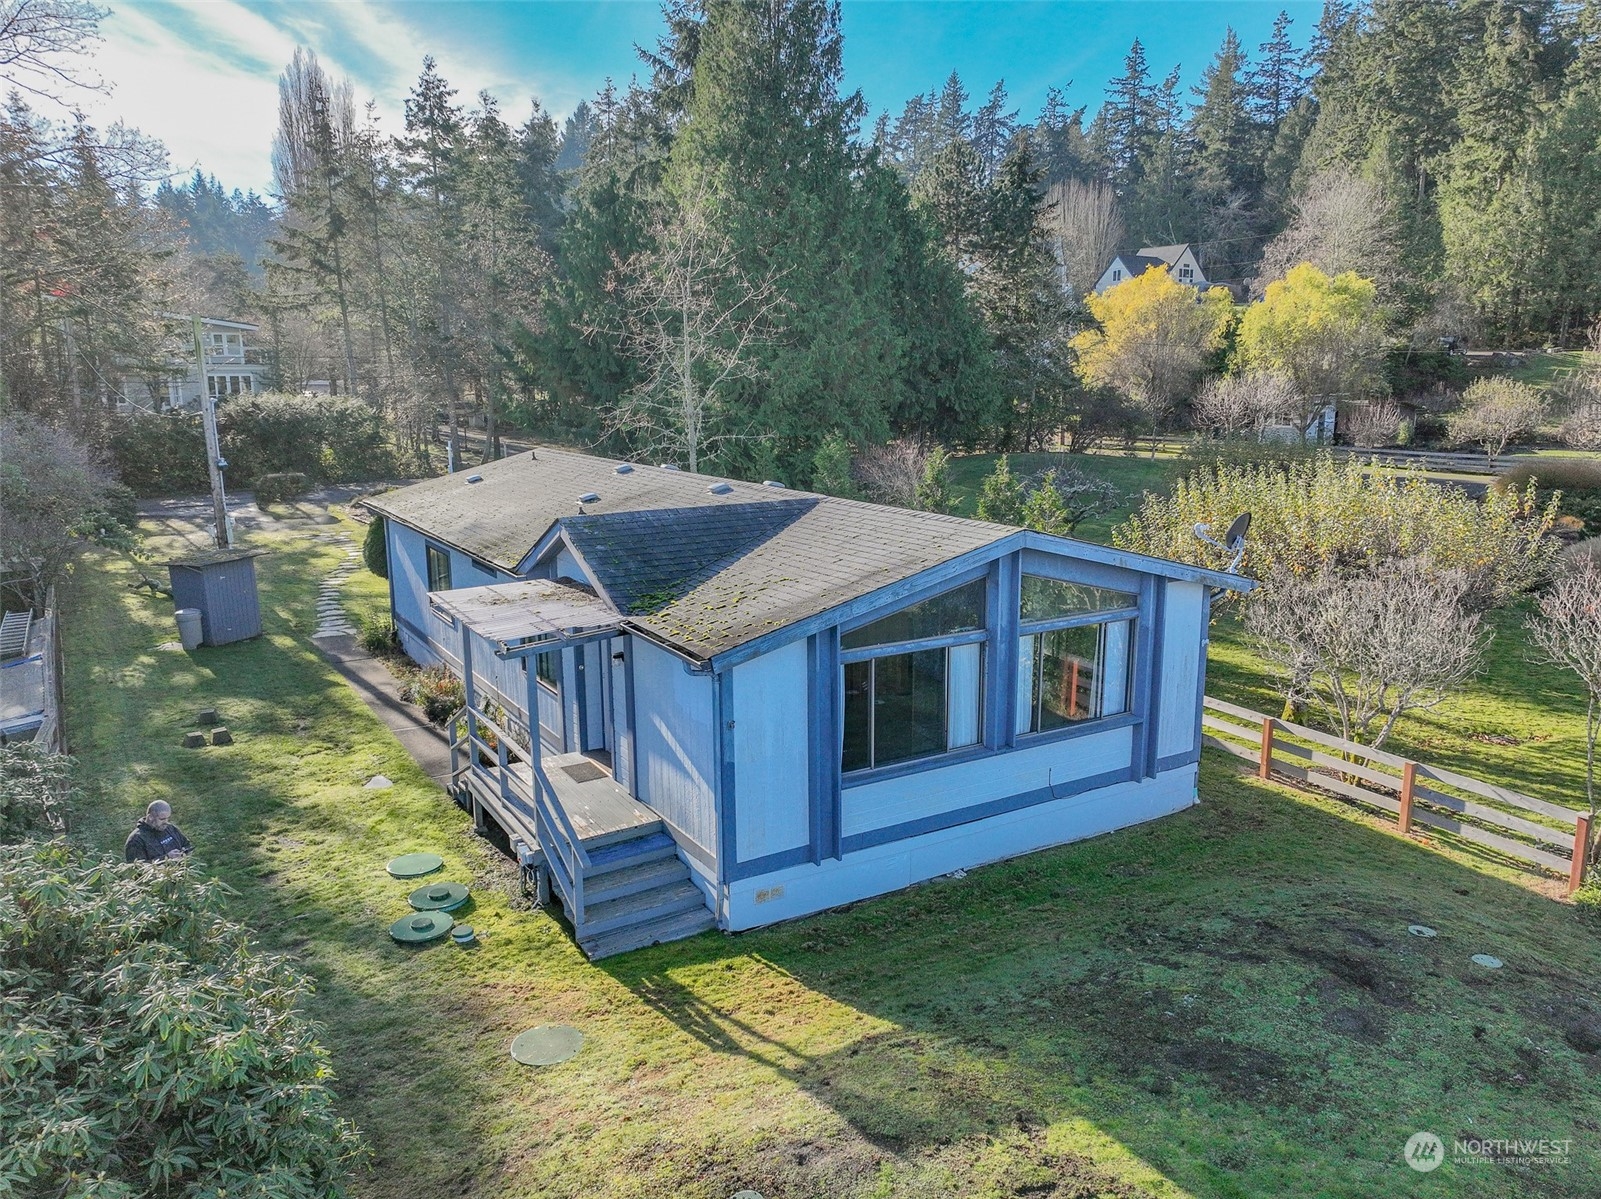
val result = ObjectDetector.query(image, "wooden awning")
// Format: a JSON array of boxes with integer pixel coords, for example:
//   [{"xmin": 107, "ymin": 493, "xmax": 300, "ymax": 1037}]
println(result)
[{"xmin": 428, "ymin": 579, "xmax": 621, "ymax": 656}]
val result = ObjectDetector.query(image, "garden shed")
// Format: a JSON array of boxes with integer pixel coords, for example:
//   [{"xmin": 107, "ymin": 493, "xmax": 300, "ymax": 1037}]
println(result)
[{"xmin": 166, "ymin": 548, "xmax": 264, "ymax": 646}]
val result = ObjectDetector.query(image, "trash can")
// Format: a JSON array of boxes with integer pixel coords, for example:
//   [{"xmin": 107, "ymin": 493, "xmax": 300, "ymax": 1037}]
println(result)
[{"xmin": 175, "ymin": 608, "xmax": 203, "ymax": 651}]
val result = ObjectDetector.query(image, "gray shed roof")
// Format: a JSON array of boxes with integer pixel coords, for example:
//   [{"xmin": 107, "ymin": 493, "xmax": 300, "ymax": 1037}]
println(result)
[{"xmin": 372, "ymin": 446, "xmax": 1246, "ymax": 664}]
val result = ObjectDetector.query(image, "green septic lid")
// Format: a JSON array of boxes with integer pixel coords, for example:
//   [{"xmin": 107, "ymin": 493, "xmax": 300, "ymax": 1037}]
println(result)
[
  {"xmin": 451, "ymin": 925, "xmax": 476, "ymax": 944},
  {"xmin": 389, "ymin": 911, "xmax": 454, "ymax": 944},
  {"xmin": 386, "ymin": 852, "xmax": 444, "ymax": 879},
  {"xmin": 510, "ymin": 1025, "xmax": 583, "ymax": 1066},
  {"xmin": 409, "ymin": 881, "xmax": 470, "ymax": 911}
]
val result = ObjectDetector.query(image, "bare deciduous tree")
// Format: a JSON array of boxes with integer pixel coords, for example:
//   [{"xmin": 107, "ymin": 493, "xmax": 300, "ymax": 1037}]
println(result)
[
  {"xmin": 1528, "ymin": 558, "xmax": 1601, "ymax": 847},
  {"xmin": 1343, "ymin": 398, "xmax": 1403, "ymax": 448},
  {"xmin": 1253, "ymin": 167, "xmax": 1399, "ymax": 296},
  {"xmin": 1446, "ymin": 378, "xmax": 1548, "ymax": 464},
  {"xmin": 0, "ymin": 412, "xmax": 118, "ymax": 610},
  {"xmin": 854, "ymin": 439, "xmax": 929, "ymax": 509},
  {"xmin": 602, "ymin": 191, "xmax": 787, "ymax": 474},
  {"xmin": 1245, "ymin": 560, "xmax": 1490, "ymax": 751},
  {"xmin": 1045, "ymin": 178, "xmax": 1124, "ymax": 300},
  {"xmin": 0, "ymin": 0, "xmax": 105, "ymax": 103},
  {"xmin": 1191, "ymin": 371, "xmax": 1301, "ymax": 437}
]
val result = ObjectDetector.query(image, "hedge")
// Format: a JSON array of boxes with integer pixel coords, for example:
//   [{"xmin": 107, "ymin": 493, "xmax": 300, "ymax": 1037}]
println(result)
[{"xmin": 111, "ymin": 395, "xmax": 399, "ymax": 497}]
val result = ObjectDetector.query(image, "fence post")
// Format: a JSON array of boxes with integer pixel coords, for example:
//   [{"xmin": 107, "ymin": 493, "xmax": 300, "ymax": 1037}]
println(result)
[
  {"xmin": 1398, "ymin": 761, "xmax": 1417, "ymax": 835},
  {"xmin": 1258, "ymin": 717, "xmax": 1275, "ymax": 781},
  {"xmin": 1570, "ymin": 813, "xmax": 1592, "ymax": 897}
]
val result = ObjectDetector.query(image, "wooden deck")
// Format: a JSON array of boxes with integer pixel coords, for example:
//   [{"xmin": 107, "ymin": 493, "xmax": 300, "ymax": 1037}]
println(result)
[{"xmin": 509, "ymin": 751, "xmax": 660, "ymax": 848}]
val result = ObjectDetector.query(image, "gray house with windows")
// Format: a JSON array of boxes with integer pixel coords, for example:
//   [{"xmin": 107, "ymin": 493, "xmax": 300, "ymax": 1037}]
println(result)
[{"xmin": 367, "ymin": 448, "xmax": 1247, "ymax": 958}]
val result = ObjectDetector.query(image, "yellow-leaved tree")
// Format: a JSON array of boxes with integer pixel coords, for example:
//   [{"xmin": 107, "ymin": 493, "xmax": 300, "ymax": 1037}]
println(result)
[
  {"xmin": 1072, "ymin": 267, "xmax": 1234, "ymax": 452},
  {"xmin": 1236, "ymin": 263, "xmax": 1388, "ymax": 438}
]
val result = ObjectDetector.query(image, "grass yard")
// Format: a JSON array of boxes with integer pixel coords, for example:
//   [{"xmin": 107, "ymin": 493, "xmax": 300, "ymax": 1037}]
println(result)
[
  {"xmin": 946, "ymin": 451, "xmax": 1185, "ymax": 543},
  {"xmin": 51, "ymin": 503, "xmax": 1601, "ymax": 1199}
]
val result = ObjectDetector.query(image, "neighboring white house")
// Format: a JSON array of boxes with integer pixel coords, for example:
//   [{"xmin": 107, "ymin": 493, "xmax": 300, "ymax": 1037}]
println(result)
[
  {"xmin": 1092, "ymin": 244, "xmax": 1209, "ymax": 294},
  {"xmin": 367, "ymin": 447, "xmax": 1252, "ymax": 959},
  {"xmin": 117, "ymin": 316, "xmax": 270, "ymax": 413}
]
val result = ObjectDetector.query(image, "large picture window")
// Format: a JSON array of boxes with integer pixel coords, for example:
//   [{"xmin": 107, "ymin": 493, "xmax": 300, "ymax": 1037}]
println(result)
[
  {"xmin": 426, "ymin": 544, "xmax": 452, "ymax": 593},
  {"xmin": 1016, "ymin": 574, "xmax": 1136, "ymax": 735},
  {"xmin": 842, "ymin": 579, "xmax": 987, "ymax": 773}
]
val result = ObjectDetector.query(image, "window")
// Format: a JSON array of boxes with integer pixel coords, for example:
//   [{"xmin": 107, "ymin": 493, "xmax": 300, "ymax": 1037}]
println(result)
[
  {"xmin": 426, "ymin": 544, "xmax": 452, "ymax": 593},
  {"xmin": 1111, "ymin": 269, "xmax": 1122, "ymax": 282},
  {"xmin": 841, "ymin": 579, "xmax": 987, "ymax": 773},
  {"xmin": 1016, "ymin": 573, "xmax": 1136, "ymax": 735},
  {"xmin": 207, "ymin": 374, "xmax": 254, "ymax": 398},
  {"xmin": 1180, "ymin": 265, "xmax": 1194, "ymax": 280},
  {"xmin": 535, "ymin": 651, "xmax": 559, "ymax": 691}
]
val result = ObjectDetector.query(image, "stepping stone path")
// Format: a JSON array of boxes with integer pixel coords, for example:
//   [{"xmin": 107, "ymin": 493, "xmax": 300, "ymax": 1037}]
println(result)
[{"xmin": 311, "ymin": 533, "xmax": 360, "ymax": 640}]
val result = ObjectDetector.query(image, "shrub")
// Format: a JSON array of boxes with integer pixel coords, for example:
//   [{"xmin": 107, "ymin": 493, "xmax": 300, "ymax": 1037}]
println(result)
[
  {"xmin": 108, "ymin": 411, "xmax": 209, "ymax": 495},
  {"xmin": 406, "ymin": 665, "xmax": 464, "ymax": 724},
  {"xmin": 358, "ymin": 610, "xmax": 399, "ymax": 656},
  {"xmin": 220, "ymin": 394, "xmax": 396, "ymax": 484},
  {"xmin": 975, "ymin": 455, "xmax": 1025, "ymax": 525},
  {"xmin": 363, "ymin": 514, "xmax": 389, "ymax": 578},
  {"xmin": 0, "ymin": 744, "xmax": 70, "ymax": 842},
  {"xmin": 1113, "ymin": 452, "xmax": 1560, "ymax": 609},
  {"xmin": 1175, "ymin": 435, "xmax": 1320, "ymax": 476},
  {"xmin": 1495, "ymin": 457, "xmax": 1601, "ymax": 536},
  {"xmin": 1445, "ymin": 377, "xmax": 1548, "ymax": 461},
  {"xmin": 0, "ymin": 840, "xmax": 366, "ymax": 1192},
  {"xmin": 254, "ymin": 471, "xmax": 308, "ymax": 506}
]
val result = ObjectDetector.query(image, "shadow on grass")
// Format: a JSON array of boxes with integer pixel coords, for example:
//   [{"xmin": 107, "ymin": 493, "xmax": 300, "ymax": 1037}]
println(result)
[{"xmin": 600, "ymin": 758, "xmax": 1601, "ymax": 1197}]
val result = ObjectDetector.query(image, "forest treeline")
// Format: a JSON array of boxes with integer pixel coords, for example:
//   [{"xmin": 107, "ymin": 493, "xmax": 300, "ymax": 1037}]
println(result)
[{"xmin": 4, "ymin": 0, "xmax": 1601, "ymax": 487}]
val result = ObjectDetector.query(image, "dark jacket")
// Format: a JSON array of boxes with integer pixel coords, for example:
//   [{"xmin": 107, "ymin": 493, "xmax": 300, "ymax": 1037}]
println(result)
[{"xmin": 124, "ymin": 819, "xmax": 193, "ymax": 863}]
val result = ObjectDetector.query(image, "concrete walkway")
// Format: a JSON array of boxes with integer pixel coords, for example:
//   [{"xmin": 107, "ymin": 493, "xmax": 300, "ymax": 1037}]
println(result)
[{"xmin": 317, "ymin": 632, "xmax": 454, "ymax": 790}]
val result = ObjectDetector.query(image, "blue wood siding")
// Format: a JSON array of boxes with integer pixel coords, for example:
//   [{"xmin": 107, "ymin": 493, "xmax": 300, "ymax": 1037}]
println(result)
[
  {"xmin": 631, "ymin": 637, "xmax": 718, "ymax": 857},
  {"xmin": 842, "ymin": 723, "xmax": 1136, "ymax": 839},
  {"xmin": 732, "ymin": 639, "xmax": 810, "ymax": 863},
  {"xmin": 724, "ymin": 764, "xmax": 1197, "ymax": 930},
  {"xmin": 1156, "ymin": 581, "xmax": 1206, "ymax": 761}
]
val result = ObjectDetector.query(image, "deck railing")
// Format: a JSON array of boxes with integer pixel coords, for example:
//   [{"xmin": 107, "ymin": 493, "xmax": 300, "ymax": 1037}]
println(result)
[
  {"xmin": 1203, "ymin": 696, "xmax": 1592, "ymax": 893},
  {"xmin": 450, "ymin": 704, "xmax": 592, "ymax": 925}
]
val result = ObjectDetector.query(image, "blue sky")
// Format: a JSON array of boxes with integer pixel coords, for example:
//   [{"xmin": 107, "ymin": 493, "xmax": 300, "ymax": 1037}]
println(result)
[{"xmin": 83, "ymin": 1, "xmax": 1316, "ymax": 195}]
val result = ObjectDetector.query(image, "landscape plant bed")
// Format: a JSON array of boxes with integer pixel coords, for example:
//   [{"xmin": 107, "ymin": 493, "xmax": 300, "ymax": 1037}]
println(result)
[{"xmin": 51, "ymin": 516, "xmax": 1601, "ymax": 1198}]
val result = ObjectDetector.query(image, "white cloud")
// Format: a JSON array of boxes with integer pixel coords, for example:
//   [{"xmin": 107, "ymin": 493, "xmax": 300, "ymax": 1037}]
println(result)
[
  {"xmin": 85, "ymin": 1, "xmax": 301, "ymax": 193},
  {"xmin": 81, "ymin": 0, "xmax": 581, "ymax": 194}
]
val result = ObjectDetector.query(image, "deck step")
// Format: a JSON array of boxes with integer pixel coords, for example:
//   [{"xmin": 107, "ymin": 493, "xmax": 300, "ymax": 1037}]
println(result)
[
  {"xmin": 584, "ymin": 829, "xmax": 679, "ymax": 875},
  {"xmin": 578, "ymin": 879, "xmax": 707, "ymax": 938},
  {"xmin": 579, "ymin": 816, "xmax": 664, "ymax": 851},
  {"xmin": 579, "ymin": 907, "xmax": 718, "ymax": 961},
  {"xmin": 583, "ymin": 856, "xmax": 690, "ymax": 906}
]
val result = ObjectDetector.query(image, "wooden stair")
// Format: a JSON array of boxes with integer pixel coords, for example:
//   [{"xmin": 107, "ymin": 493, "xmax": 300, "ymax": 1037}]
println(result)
[{"xmin": 571, "ymin": 827, "xmax": 716, "ymax": 960}]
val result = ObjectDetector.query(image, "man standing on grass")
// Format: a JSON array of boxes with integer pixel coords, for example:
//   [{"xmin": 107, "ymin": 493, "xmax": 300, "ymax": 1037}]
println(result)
[{"xmin": 124, "ymin": 800, "xmax": 193, "ymax": 862}]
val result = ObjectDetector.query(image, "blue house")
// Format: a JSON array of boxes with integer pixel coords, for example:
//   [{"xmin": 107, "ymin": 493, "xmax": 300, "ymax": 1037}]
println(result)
[{"xmin": 366, "ymin": 448, "xmax": 1249, "ymax": 958}]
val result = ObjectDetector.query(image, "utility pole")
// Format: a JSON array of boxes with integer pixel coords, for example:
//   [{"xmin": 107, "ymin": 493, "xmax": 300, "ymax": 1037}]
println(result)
[{"xmin": 191, "ymin": 315, "xmax": 231, "ymax": 547}]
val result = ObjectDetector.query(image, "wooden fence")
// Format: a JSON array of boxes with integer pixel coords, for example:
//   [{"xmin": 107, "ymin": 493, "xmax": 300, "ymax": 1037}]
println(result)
[{"xmin": 1202, "ymin": 696, "xmax": 1593, "ymax": 893}]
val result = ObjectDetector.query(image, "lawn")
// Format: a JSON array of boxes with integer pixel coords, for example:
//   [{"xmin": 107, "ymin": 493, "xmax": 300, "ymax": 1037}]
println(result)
[
  {"xmin": 947, "ymin": 451, "xmax": 1185, "ymax": 543},
  {"xmin": 51, "ymin": 502, "xmax": 1601, "ymax": 1198}
]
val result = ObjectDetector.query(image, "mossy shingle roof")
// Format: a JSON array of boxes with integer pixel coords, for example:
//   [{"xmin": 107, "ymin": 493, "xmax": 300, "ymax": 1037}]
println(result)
[{"xmin": 368, "ymin": 447, "xmax": 1013, "ymax": 660}]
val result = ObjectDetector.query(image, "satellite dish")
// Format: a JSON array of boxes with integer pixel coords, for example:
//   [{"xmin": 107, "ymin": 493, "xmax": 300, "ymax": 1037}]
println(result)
[
  {"xmin": 1223, "ymin": 512, "xmax": 1252, "ymax": 552},
  {"xmin": 1193, "ymin": 512, "xmax": 1253, "ymax": 589}
]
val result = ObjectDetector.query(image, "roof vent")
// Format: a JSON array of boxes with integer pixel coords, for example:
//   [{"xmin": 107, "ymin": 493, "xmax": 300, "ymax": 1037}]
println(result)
[
  {"xmin": 659, "ymin": 464, "xmax": 680, "ymax": 471},
  {"xmin": 614, "ymin": 463, "xmax": 634, "ymax": 474},
  {"xmin": 762, "ymin": 480, "xmax": 785, "ymax": 489},
  {"xmin": 708, "ymin": 482, "xmax": 733, "ymax": 495},
  {"xmin": 577, "ymin": 491, "xmax": 600, "ymax": 504},
  {"xmin": 465, "ymin": 474, "xmax": 483, "ymax": 484}
]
